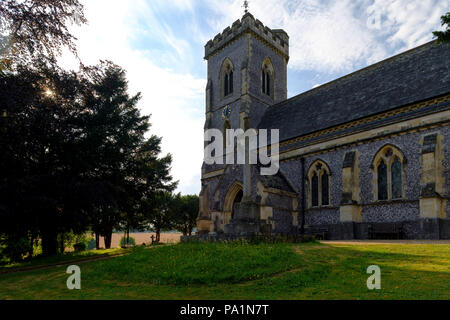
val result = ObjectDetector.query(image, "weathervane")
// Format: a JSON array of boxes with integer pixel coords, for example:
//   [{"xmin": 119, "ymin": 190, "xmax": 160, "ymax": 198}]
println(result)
[{"xmin": 243, "ymin": 0, "xmax": 249, "ymax": 14}]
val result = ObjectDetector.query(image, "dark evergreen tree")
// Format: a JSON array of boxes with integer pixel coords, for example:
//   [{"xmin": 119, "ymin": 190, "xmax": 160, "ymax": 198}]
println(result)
[
  {"xmin": 0, "ymin": 64, "xmax": 92, "ymax": 257},
  {"xmin": 170, "ymin": 194, "xmax": 199, "ymax": 236}
]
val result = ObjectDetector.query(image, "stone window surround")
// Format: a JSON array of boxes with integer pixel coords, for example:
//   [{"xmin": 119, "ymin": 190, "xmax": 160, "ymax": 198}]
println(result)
[
  {"xmin": 220, "ymin": 57, "xmax": 234, "ymax": 99},
  {"xmin": 307, "ymin": 159, "xmax": 332, "ymax": 209},
  {"xmin": 261, "ymin": 57, "xmax": 274, "ymax": 100},
  {"xmin": 371, "ymin": 144, "xmax": 406, "ymax": 202}
]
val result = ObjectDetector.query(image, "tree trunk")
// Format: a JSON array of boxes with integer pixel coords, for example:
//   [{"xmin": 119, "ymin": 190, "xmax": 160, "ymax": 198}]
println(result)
[
  {"xmin": 104, "ymin": 226, "xmax": 112, "ymax": 249},
  {"xmin": 59, "ymin": 233, "xmax": 65, "ymax": 254},
  {"xmin": 95, "ymin": 232, "xmax": 100, "ymax": 250},
  {"xmin": 156, "ymin": 226, "xmax": 161, "ymax": 243},
  {"xmin": 41, "ymin": 230, "xmax": 58, "ymax": 257}
]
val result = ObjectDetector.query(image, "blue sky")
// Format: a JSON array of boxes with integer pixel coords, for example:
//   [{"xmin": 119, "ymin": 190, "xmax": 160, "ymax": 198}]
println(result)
[{"xmin": 61, "ymin": 0, "xmax": 449, "ymax": 195}]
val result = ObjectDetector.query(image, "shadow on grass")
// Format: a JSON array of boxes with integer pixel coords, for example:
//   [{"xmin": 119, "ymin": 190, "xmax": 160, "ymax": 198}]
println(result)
[{"xmin": 0, "ymin": 242, "xmax": 448, "ymax": 300}]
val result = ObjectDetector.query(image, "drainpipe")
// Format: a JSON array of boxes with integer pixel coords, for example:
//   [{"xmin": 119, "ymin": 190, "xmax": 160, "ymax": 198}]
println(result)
[{"xmin": 300, "ymin": 157, "xmax": 306, "ymax": 235}]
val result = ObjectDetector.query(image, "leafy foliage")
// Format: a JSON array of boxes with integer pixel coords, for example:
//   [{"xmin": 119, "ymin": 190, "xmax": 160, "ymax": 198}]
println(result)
[
  {"xmin": 141, "ymin": 191, "xmax": 176, "ymax": 243},
  {"xmin": 0, "ymin": 236, "xmax": 32, "ymax": 262},
  {"xmin": 433, "ymin": 12, "xmax": 450, "ymax": 43},
  {"xmin": 170, "ymin": 194, "xmax": 199, "ymax": 236},
  {"xmin": 73, "ymin": 242, "xmax": 87, "ymax": 252},
  {"xmin": 120, "ymin": 236, "xmax": 136, "ymax": 247},
  {"xmin": 0, "ymin": 0, "xmax": 87, "ymax": 69}
]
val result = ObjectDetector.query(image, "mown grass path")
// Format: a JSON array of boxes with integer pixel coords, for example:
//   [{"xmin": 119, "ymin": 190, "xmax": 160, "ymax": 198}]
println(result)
[
  {"xmin": 0, "ymin": 242, "xmax": 448, "ymax": 300},
  {"xmin": 0, "ymin": 248, "xmax": 128, "ymax": 275}
]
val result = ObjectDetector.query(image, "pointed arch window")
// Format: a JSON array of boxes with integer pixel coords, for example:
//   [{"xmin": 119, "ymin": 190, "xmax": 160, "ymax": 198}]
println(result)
[
  {"xmin": 308, "ymin": 160, "xmax": 331, "ymax": 208},
  {"xmin": 262, "ymin": 58, "xmax": 274, "ymax": 99},
  {"xmin": 262, "ymin": 70, "xmax": 270, "ymax": 96},
  {"xmin": 377, "ymin": 160, "xmax": 388, "ymax": 201},
  {"xmin": 372, "ymin": 146, "xmax": 405, "ymax": 201},
  {"xmin": 221, "ymin": 59, "xmax": 234, "ymax": 98},
  {"xmin": 311, "ymin": 172, "xmax": 319, "ymax": 207}
]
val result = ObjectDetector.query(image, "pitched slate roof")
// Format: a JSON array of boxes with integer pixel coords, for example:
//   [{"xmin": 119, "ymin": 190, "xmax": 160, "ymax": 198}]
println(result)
[
  {"xmin": 258, "ymin": 41, "xmax": 450, "ymax": 142},
  {"xmin": 258, "ymin": 168, "xmax": 296, "ymax": 193}
]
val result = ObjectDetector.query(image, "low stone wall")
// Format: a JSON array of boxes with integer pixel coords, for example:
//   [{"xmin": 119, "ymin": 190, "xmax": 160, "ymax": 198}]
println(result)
[
  {"xmin": 181, "ymin": 233, "xmax": 315, "ymax": 243},
  {"xmin": 312, "ymin": 219, "xmax": 450, "ymax": 240}
]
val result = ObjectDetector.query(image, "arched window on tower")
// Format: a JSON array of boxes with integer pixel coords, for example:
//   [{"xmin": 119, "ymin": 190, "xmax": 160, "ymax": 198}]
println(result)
[
  {"xmin": 308, "ymin": 160, "xmax": 331, "ymax": 208},
  {"xmin": 372, "ymin": 145, "xmax": 405, "ymax": 201},
  {"xmin": 262, "ymin": 58, "xmax": 274, "ymax": 99},
  {"xmin": 221, "ymin": 58, "xmax": 234, "ymax": 98}
]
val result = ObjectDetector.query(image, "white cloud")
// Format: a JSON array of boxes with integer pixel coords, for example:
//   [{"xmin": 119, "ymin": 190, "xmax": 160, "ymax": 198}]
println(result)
[
  {"xmin": 60, "ymin": 0, "xmax": 205, "ymax": 195},
  {"xmin": 366, "ymin": 0, "xmax": 449, "ymax": 50},
  {"xmin": 204, "ymin": 0, "xmax": 447, "ymax": 72}
]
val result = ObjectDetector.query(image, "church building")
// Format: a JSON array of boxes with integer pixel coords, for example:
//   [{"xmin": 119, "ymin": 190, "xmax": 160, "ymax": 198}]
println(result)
[{"xmin": 196, "ymin": 11, "xmax": 450, "ymax": 240}]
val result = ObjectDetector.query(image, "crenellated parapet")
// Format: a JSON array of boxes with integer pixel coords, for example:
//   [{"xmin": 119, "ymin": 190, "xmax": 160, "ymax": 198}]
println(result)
[{"xmin": 204, "ymin": 12, "xmax": 289, "ymax": 61}]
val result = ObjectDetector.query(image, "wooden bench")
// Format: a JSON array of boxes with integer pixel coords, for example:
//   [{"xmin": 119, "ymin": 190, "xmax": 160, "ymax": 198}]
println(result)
[{"xmin": 368, "ymin": 223, "xmax": 403, "ymax": 240}]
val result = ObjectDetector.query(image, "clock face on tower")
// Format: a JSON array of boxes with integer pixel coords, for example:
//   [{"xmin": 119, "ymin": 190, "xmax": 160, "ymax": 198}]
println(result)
[{"xmin": 222, "ymin": 105, "xmax": 231, "ymax": 119}]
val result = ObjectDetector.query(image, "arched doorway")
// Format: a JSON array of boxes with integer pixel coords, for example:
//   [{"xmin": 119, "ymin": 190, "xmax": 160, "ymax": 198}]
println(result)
[
  {"xmin": 223, "ymin": 182, "xmax": 243, "ymax": 221},
  {"xmin": 232, "ymin": 189, "xmax": 243, "ymax": 219}
]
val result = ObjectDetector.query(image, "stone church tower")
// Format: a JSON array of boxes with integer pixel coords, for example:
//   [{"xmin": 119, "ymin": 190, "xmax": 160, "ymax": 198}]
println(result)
[{"xmin": 197, "ymin": 12, "xmax": 295, "ymax": 235}]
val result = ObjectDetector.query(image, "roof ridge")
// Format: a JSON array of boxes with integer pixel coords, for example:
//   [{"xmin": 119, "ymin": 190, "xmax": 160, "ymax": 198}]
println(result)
[{"xmin": 271, "ymin": 40, "xmax": 438, "ymax": 109}]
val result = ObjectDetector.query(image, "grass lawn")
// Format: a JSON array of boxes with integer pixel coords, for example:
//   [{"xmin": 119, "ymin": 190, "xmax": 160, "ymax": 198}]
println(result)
[
  {"xmin": 0, "ymin": 248, "xmax": 127, "ymax": 273},
  {"xmin": 0, "ymin": 242, "xmax": 448, "ymax": 300}
]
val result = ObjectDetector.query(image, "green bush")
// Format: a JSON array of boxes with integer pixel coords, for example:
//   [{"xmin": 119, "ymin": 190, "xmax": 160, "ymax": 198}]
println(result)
[
  {"xmin": 73, "ymin": 242, "xmax": 87, "ymax": 252},
  {"xmin": 87, "ymin": 238, "xmax": 96, "ymax": 250},
  {"xmin": 1, "ymin": 237, "xmax": 32, "ymax": 262},
  {"xmin": 57, "ymin": 232, "xmax": 90, "ymax": 253},
  {"xmin": 120, "ymin": 236, "xmax": 136, "ymax": 247}
]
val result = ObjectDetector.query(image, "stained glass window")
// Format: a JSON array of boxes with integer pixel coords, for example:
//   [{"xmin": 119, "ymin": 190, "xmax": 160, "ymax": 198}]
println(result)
[
  {"xmin": 262, "ymin": 70, "xmax": 271, "ymax": 96},
  {"xmin": 262, "ymin": 70, "xmax": 266, "ymax": 93},
  {"xmin": 312, "ymin": 172, "xmax": 319, "ymax": 207},
  {"xmin": 322, "ymin": 172, "xmax": 329, "ymax": 206},
  {"xmin": 224, "ymin": 73, "xmax": 229, "ymax": 96},
  {"xmin": 377, "ymin": 160, "xmax": 388, "ymax": 200},
  {"xmin": 391, "ymin": 157, "xmax": 402, "ymax": 199},
  {"xmin": 229, "ymin": 70, "xmax": 233, "ymax": 94}
]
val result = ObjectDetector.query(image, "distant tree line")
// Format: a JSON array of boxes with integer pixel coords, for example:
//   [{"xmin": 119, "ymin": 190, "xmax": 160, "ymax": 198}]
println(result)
[{"xmin": 0, "ymin": 0, "xmax": 198, "ymax": 262}]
